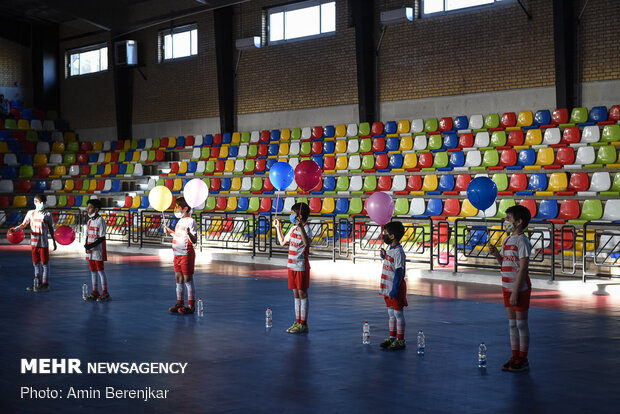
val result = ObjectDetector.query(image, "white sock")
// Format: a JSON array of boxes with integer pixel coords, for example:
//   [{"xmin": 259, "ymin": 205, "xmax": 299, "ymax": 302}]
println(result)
[
  {"xmin": 516, "ymin": 319, "xmax": 530, "ymax": 354},
  {"xmin": 184, "ymin": 280, "xmax": 195, "ymax": 304},
  {"xmin": 98, "ymin": 270, "xmax": 108, "ymax": 292},
  {"xmin": 394, "ymin": 309, "xmax": 405, "ymax": 340},
  {"xmin": 509, "ymin": 319, "xmax": 519, "ymax": 353},
  {"xmin": 176, "ymin": 283, "xmax": 184, "ymax": 302},
  {"xmin": 33, "ymin": 262, "xmax": 42, "ymax": 280},
  {"xmin": 41, "ymin": 264, "xmax": 49, "ymax": 284},
  {"xmin": 387, "ymin": 307, "xmax": 396, "ymax": 337},
  {"xmin": 294, "ymin": 297, "xmax": 301, "ymax": 322},
  {"xmin": 91, "ymin": 271, "xmax": 99, "ymax": 291},
  {"xmin": 300, "ymin": 298, "xmax": 308, "ymax": 324}
]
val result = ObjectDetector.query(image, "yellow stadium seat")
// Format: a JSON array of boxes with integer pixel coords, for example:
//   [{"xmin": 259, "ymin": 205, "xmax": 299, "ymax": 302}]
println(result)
[
  {"xmin": 64, "ymin": 131, "xmax": 77, "ymax": 142},
  {"xmin": 399, "ymin": 136, "xmax": 413, "ymax": 152},
  {"xmin": 280, "ymin": 129, "xmax": 290, "ymax": 141},
  {"xmin": 547, "ymin": 172, "xmax": 568, "ymax": 192},
  {"xmin": 52, "ymin": 165, "xmax": 66, "ymax": 177},
  {"xmin": 403, "ymin": 153, "xmax": 417, "ymax": 169},
  {"xmin": 230, "ymin": 177, "xmax": 242, "ymax": 192},
  {"xmin": 226, "ymin": 197, "xmax": 237, "ymax": 211},
  {"xmin": 397, "ymin": 120, "xmax": 410, "ymax": 134},
  {"xmin": 336, "ymin": 155, "xmax": 348, "ymax": 170},
  {"xmin": 168, "ymin": 137, "xmax": 177, "ymax": 148},
  {"xmin": 103, "ymin": 164, "xmax": 112, "ymax": 176},
  {"xmin": 88, "ymin": 180, "xmax": 97, "ymax": 191},
  {"xmin": 335, "ymin": 125, "xmax": 346, "ymax": 138},
  {"xmin": 278, "ymin": 143, "xmax": 290, "ymax": 156},
  {"xmin": 33, "ymin": 153, "xmax": 48, "ymax": 167},
  {"xmin": 335, "ymin": 139, "xmax": 347, "ymax": 154},
  {"xmin": 321, "ymin": 198, "xmax": 335, "ymax": 214},
  {"xmin": 231, "ymin": 132, "xmax": 241, "ymax": 144},
  {"xmin": 178, "ymin": 162, "xmax": 188, "ymax": 175},
  {"xmin": 13, "ymin": 195, "xmax": 28, "ymax": 208},
  {"xmin": 422, "ymin": 175, "xmax": 438, "ymax": 192},
  {"xmin": 173, "ymin": 179, "xmax": 183, "ymax": 192},
  {"xmin": 51, "ymin": 142, "xmax": 65, "ymax": 153},
  {"xmin": 17, "ymin": 119, "xmax": 31, "ymax": 130},
  {"xmin": 525, "ymin": 129, "xmax": 542, "ymax": 146},
  {"xmin": 459, "ymin": 199, "xmax": 478, "ymax": 217},
  {"xmin": 93, "ymin": 141, "xmax": 103, "ymax": 152},
  {"xmin": 131, "ymin": 197, "xmax": 141, "ymax": 209},
  {"xmin": 64, "ymin": 179, "xmax": 74, "ymax": 192},
  {"xmin": 225, "ymin": 159, "xmax": 235, "ymax": 173},
  {"xmin": 535, "ymin": 147, "xmax": 554, "ymax": 166},
  {"xmin": 517, "ymin": 111, "xmax": 533, "ymax": 127},
  {"xmin": 219, "ymin": 146, "xmax": 229, "ymax": 159},
  {"xmin": 0, "ymin": 142, "xmax": 8, "ymax": 153}
]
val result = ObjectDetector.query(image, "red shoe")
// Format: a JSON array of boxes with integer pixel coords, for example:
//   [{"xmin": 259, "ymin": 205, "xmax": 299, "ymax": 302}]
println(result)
[
  {"xmin": 178, "ymin": 306, "xmax": 195, "ymax": 315},
  {"xmin": 169, "ymin": 303, "xmax": 183, "ymax": 313},
  {"xmin": 509, "ymin": 357, "xmax": 530, "ymax": 372},
  {"xmin": 501, "ymin": 356, "xmax": 518, "ymax": 371}
]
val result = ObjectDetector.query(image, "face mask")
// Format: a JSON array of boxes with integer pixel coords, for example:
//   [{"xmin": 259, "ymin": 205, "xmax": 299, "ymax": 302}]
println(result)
[
  {"xmin": 289, "ymin": 214, "xmax": 298, "ymax": 225},
  {"xmin": 35, "ymin": 202, "xmax": 44, "ymax": 211},
  {"xmin": 383, "ymin": 235, "xmax": 393, "ymax": 244},
  {"xmin": 88, "ymin": 212, "xmax": 96, "ymax": 218},
  {"xmin": 504, "ymin": 221, "xmax": 515, "ymax": 233},
  {"xmin": 174, "ymin": 211, "xmax": 184, "ymax": 219}
]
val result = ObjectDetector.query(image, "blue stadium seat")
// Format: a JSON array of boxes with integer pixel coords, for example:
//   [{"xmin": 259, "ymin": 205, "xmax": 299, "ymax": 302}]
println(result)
[
  {"xmin": 517, "ymin": 149, "xmax": 536, "ymax": 167},
  {"xmin": 270, "ymin": 130, "xmax": 280, "ymax": 141},
  {"xmin": 322, "ymin": 176, "xmax": 336, "ymax": 192},
  {"xmin": 323, "ymin": 126, "xmax": 335, "ymax": 138},
  {"xmin": 110, "ymin": 180, "xmax": 121, "ymax": 192},
  {"xmin": 422, "ymin": 198, "xmax": 443, "ymax": 217},
  {"xmin": 204, "ymin": 134, "xmax": 214, "ymax": 146},
  {"xmin": 454, "ymin": 116, "xmax": 468, "ymax": 130},
  {"xmin": 389, "ymin": 154, "xmax": 403, "ymax": 169},
  {"xmin": 335, "ymin": 198, "xmax": 349, "ymax": 215},
  {"xmin": 21, "ymin": 108, "xmax": 33, "ymax": 120},
  {"xmin": 117, "ymin": 164, "xmax": 127, "ymax": 175},
  {"xmin": 589, "ymin": 106, "xmax": 608, "ymax": 123},
  {"xmin": 271, "ymin": 197, "xmax": 284, "ymax": 213},
  {"xmin": 220, "ymin": 178, "xmax": 231, "ymax": 191},
  {"xmin": 176, "ymin": 136, "xmax": 185, "ymax": 148},
  {"xmin": 0, "ymin": 130, "xmax": 11, "ymax": 140},
  {"xmin": 137, "ymin": 139, "xmax": 146, "ymax": 149},
  {"xmin": 237, "ymin": 197, "xmax": 249, "ymax": 212},
  {"xmin": 449, "ymin": 151, "xmax": 465, "ymax": 168},
  {"xmin": 140, "ymin": 196, "xmax": 149, "ymax": 209},
  {"xmin": 386, "ymin": 137, "xmax": 400, "ymax": 152},
  {"xmin": 438, "ymin": 174, "xmax": 455, "ymax": 192},
  {"xmin": 222, "ymin": 133, "xmax": 232, "ymax": 144},
  {"xmin": 228, "ymin": 146, "xmax": 238, "ymax": 158},
  {"xmin": 187, "ymin": 161, "xmax": 197, "ymax": 174},
  {"xmin": 527, "ymin": 173, "xmax": 548, "ymax": 191},
  {"xmin": 73, "ymin": 195, "xmax": 82, "ymax": 206},
  {"xmin": 268, "ymin": 144, "xmax": 279, "ymax": 156},
  {"xmin": 18, "ymin": 153, "xmax": 33, "ymax": 165},
  {"xmin": 88, "ymin": 153, "xmax": 98, "ymax": 163},
  {"xmin": 33, "ymin": 180, "xmax": 48, "ymax": 192},
  {"xmin": 97, "ymin": 164, "xmax": 105, "ymax": 175},
  {"xmin": 536, "ymin": 199, "xmax": 558, "ymax": 220},
  {"xmin": 534, "ymin": 109, "xmax": 551, "ymax": 126},
  {"xmin": 323, "ymin": 140, "xmax": 335, "ymax": 154},
  {"xmin": 312, "ymin": 156, "xmax": 323, "ymax": 169},
  {"xmin": 443, "ymin": 133, "xmax": 458, "ymax": 150},
  {"xmin": 384, "ymin": 121, "xmax": 397, "ymax": 135},
  {"xmin": 266, "ymin": 158, "xmax": 277, "ymax": 170}
]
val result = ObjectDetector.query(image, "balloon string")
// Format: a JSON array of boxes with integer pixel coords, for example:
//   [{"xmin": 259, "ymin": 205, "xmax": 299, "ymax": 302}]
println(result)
[{"xmin": 275, "ymin": 192, "xmax": 280, "ymax": 220}]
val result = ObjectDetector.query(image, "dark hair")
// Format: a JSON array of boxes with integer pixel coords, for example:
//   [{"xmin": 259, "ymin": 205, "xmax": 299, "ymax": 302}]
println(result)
[
  {"xmin": 87, "ymin": 198, "xmax": 102, "ymax": 210},
  {"xmin": 383, "ymin": 221, "xmax": 405, "ymax": 242},
  {"xmin": 291, "ymin": 202, "xmax": 310, "ymax": 221},
  {"xmin": 174, "ymin": 196, "xmax": 190, "ymax": 213},
  {"xmin": 34, "ymin": 194, "xmax": 47, "ymax": 203},
  {"xmin": 506, "ymin": 205, "xmax": 531, "ymax": 229}
]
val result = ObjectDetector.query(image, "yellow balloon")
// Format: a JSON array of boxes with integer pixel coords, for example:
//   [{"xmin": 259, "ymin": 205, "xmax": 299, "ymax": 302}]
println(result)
[{"xmin": 148, "ymin": 185, "xmax": 173, "ymax": 212}]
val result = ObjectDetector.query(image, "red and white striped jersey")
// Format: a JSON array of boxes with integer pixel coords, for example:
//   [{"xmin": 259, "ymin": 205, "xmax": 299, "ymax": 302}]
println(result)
[
  {"xmin": 172, "ymin": 216, "xmax": 197, "ymax": 256},
  {"xmin": 85, "ymin": 216, "xmax": 107, "ymax": 261},
  {"xmin": 284, "ymin": 225, "xmax": 312, "ymax": 271},
  {"xmin": 380, "ymin": 244, "xmax": 406, "ymax": 296},
  {"xmin": 23, "ymin": 209, "xmax": 54, "ymax": 248},
  {"xmin": 500, "ymin": 233, "xmax": 531, "ymax": 292}
]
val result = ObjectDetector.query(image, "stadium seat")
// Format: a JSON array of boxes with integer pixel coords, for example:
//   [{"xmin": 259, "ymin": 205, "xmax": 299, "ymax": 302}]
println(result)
[
  {"xmin": 501, "ymin": 112, "xmax": 516, "ymax": 128},
  {"xmin": 601, "ymin": 125, "xmax": 620, "ymax": 144},
  {"xmin": 581, "ymin": 125, "xmax": 600, "ymax": 145}
]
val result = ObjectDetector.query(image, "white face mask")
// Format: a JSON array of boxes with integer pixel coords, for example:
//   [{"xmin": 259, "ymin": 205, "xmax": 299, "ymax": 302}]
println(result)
[
  {"xmin": 35, "ymin": 202, "xmax": 44, "ymax": 211},
  {"xmin": 504, "ymin": 221, "xmax": 515, "ymax": 233},
  {"xmin": 174, "ymin": 211, "xmax": 184, "ymax": 219},
  {"xmin": 88, "ymin": 212, "xmax": 96, "ymax": 218}
]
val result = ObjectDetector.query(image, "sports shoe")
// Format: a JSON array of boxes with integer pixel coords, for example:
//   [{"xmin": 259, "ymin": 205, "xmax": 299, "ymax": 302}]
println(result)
[
  {"xmin": 380, "ymin": 337, "xmax": 396, "ymax": 349},
  {"xmin": 297, "ymin": 323, "xmax": 309, "ymax": 333},
  {"xmin": 85, "ymin": 291, "xmax": 100, "ymax": 301},
  {"xmin": 286, "ymin": 322, "xmax": 299, "ymax": 333},
  {"xmin": 26, "ymin": 285, "xmax": 38, "ymax": 292},
  {"xmin": 501, "ymin": 356, "xmax": 518, "ymax": 371},
  {"xmin": 388, "ymin": 339, "xmax": 406, "ymax": 350},
  {"xmin": 178, "ymin": 306, "xmax": 195, "ymax": 315},
  {"xmin": 288, "ymin": 323, "xmax": 303, "ymax": 334},
  {"xmin": 96, "ymin": 292, "xmax": 111, "ymax": 302},
  {"xmin": 37, "ymin": 283, "xmax": 50, "ymax": 292},
  {"xmin": 509, "ymin": 357, "xmax": 530, "ymax": 372},
  {"xmin": 169, "ymin": 303, "xmax": 183, "ymax": 313}
]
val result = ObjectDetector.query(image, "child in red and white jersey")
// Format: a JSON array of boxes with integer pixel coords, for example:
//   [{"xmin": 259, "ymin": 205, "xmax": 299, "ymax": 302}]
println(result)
[
  {"xmin": 164, "ymin": 197, "xmax": 198, "ymax": 314},
  {"xmin": 84, "ymin": 199, "xmax": 111, "ymax": 302},
  {"xmin": 379, "ymin": 221, "xmax": 408, "ymax": 351},
  {"xmin": 273, "ymin": 202, "xmax": 312, "ymax": 334},
  {"xmin": 11, "ymin": 194, "xmax": 56, "ymax": 291},
  {"xmin": 489, "ymin": 205, "xmax": 532, "ymax": 372}
]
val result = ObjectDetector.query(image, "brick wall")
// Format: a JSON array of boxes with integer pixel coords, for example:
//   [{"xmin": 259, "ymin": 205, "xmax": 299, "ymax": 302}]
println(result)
[
  {"xmin": 579, "ymin": 0, "xmax": 620, "ymax": 82},
  {"xmin": 0, "ymin": 36, "xmax": 32, "ymax": 102}
]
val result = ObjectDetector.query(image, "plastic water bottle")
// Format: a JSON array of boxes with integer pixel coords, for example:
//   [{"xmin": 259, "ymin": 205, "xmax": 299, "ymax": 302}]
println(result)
[
  {"xmin": 417, "ymin": 330, "xmax": 425, "ymax": 355},
  {"xmin": 363, "ymin": 321, "xmax": 370, "ymax": 344},
  {"xmin": 82, "ymin": 282, "xmax": 88, "ymax": 300},
  {"xmin": 197, "ymin": 298, "xmax": 204, "ymax": 316},
  {"xmin": 34, "ymin": 278, "xmax": 40, "ymax": 291},
  {"xmin": 478, "ymin": 342, "xmax": 487, "ymax": 368},
  {"xmin": 265, "ymin": 307, "xmax": 273, "ymax": 328}
]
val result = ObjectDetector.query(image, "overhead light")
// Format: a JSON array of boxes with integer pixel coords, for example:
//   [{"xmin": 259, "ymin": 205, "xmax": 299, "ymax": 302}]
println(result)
[
  {"xmin": 235, "ymin": 36, "xmax": 261, "ymax": 50},
  {"xmin": 380, "ymin": 7, "xmax": 414, "ymax": 25}
]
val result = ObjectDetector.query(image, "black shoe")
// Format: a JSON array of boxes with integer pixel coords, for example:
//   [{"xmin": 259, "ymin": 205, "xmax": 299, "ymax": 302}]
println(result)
[
  {"xmin": 169, "ymin": 303, "xmax": 183, "ymax": 313},
  {"xmin": 509, "ymin": 357, "xmax": 530, "ymax": 372},
  {"xmin": 178, "ymin": 306, "xmax": 194, "ymax": 315},
  {"xmin": 380, "ymin": 337, "xmax": 396, "ymax": 349}
]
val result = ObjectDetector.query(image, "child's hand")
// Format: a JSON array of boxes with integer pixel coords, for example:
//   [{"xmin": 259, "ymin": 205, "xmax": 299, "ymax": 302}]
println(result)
[
  {"xmin": 380, "ymin": 247, "xmax": 386, "ymax": 257},
  {"xmin": 272, "ymin": 218, "xmax": 281, "ymax": 228},
  {"xmin": 488, "ymin": 244, "xmax": 498, "ymax": 255},
  {"xmin": 52, "ymin": 240, "xmax": 57, "ymax": 251},
  {"xmin": 509, "ymin": 291, "xmax": 519, "ymax": 306}
]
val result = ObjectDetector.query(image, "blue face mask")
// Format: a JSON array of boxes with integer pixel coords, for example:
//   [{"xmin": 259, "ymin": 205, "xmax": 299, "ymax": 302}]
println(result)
[{"xmin": 290, "ymin": 214, "xmax": 298, "ymax": 225}]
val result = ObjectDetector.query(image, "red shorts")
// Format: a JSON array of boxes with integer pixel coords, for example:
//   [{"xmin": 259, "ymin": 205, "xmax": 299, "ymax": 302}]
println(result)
[
  {"xmin": 88, "ymin": 260, "xmax": 105, "ymax": 271},
  {"xmin": 288, "ymin": 269, "xmax": 310, "ymax": 290},
  {"xmin": 384, "ymin": 279, "xmax": 408, "ymax": 310},
  {"xmin": 31, "ymin": 246, "xmax": 49, "ymax": 264},
  {"xmin": 173, "ymin": 250, "xmax": 195, "ymax": 276},
  {"xmin": 503, "ymin": 288, "xmax": 531, "ymax": 311}
]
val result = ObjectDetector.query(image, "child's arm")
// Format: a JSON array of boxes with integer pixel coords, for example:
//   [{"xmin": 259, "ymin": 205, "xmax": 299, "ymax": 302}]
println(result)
[
  {"xmin": 510, "ymin": 257, "xmax": 529, "ymax": 305},
  {"xmin": 85, "ymin": 236, "xmax": 105, "ymax": 250},
  {"xmin": 187, "ymin": 221, "xmax": 198, "ymax": 245},
  {"xmin": 46, "ymin": 215, "xmax": 57, "ymax": 251},
  {"xmin": 389, "ymin": 267, "xmax": 404, "ymax": 298},
  {"xmin": 11, "ymin": 213, "xmax": 30, "ymax": 232},
  {"xmin": 488, "ymin": 243, "xmax": 502, "ymax": 265},
  {"xmin": 272, "ymin": 218, "xmax": 287, "ymax": 246},
  {"xmin": 296, "ymin": 220, "xmax": 310, "ymax": 247}
]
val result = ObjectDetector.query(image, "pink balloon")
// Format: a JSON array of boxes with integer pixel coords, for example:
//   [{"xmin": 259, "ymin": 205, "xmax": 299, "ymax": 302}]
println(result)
[
  {"xmin": 55, "ymin": 225, "xmax": 76, "ymax": 246},
  {"xmin": 7, "ymin": 228, "xmax": 25, "ymax": 244},
  {"xmin": 365, "ymin": 192, "xmax": 395, "ymax": 226},
  {"xmin": 294, "ymin": 160, "xmax": 322, "ymax": 191},
  {"xmin": 183, "ymin": 178, "xmax": 209, "ymax": 208}
]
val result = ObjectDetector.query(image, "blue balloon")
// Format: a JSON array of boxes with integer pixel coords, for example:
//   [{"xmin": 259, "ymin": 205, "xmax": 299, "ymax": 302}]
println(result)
[
  {"xmin": 467, "ymin": 177, "xmax": 498, "ymax": 211},
  {"xmin": 268, "ymin": 162, "xmax": 295, "ymax": 191}
]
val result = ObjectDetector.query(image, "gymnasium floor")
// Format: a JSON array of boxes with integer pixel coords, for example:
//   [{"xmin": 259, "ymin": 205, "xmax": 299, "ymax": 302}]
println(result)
[{"xmin": 1, "ymin": 246, "xmax": 619, "ymax": 414}]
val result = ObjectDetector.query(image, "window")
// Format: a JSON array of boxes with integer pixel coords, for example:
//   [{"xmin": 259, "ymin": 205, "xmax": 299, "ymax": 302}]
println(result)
[
  {"xmin": 67, "ymin": 43, "xmax": 108, "ymax": 77},
  {"xmin": 159, "ymin": 24, "xmax": 198, "ymax": 62},
  {"xmin": 268, "ymin": 0, "xmax": 335, "ymax": 44},
  {"xmin": 423, "ymin": 0, "xmax": 506, "ymax": 15}
]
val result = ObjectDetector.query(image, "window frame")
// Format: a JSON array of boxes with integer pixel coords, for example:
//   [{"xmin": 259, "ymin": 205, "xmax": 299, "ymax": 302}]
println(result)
[
  {"xmin": 158, "ymin": 23, "xmax": 198, "ymax": 63},
  {"xmin": 267, "ymin": 0, "xmax": 336, "ymax": 46},
  {"xmin": 421, "ymin": 0, "xmax": 511, "ymax": 17},
  {"xmin": 66, "ymin": 42, "xmax": 109, "ymax": 78}
]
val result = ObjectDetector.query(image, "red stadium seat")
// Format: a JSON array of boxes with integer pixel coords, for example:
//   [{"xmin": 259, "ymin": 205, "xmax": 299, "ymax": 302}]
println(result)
[
  {"xmin": 262, "ymin": 177, "xmax": 274, "ymax": 192},
  {"xmin": 260, "ymin": 130, "xmax": 270, "ymax": 142},
  {"xmin": 210, "ymin": 178, "xmax": 221, "ymax": 192},
  {"xmin": 438, "ymin": 117, "xmax": 453, "ymax": 132},
  {"xmin": 458, "ymin": 133, "xmax": 473, "ymax": 149},
  {"xmin": 454, "ymin": 174, "xmax": 471, "ymax": 192},
  {"xmin": 210, "ymin": 146, "xmax": 220, "ymax": 158},
  {"xmin": 557, "ymin": 199, "xmax": 580, "ymax": 220},
  {"xmin": 254, "ymin": 158, "xmax": 266, "ymax": 173},
  {"xmin": 216, "ymin": 197, "xmax": 228, "ymax": 211},
  {"xmin": 407, "ymin": 175, "xmax": 422, "ymax": 191},
  {"xmin": 609, "ymin": 105, "xmax": 620, "ymax": 122},
  {"xmin": 443, "ymin": 198, "xmax": 460, "ymax": 217},
  {"xmin": 567, "ymin": 172, "xmax": 589, "ymax": 192},
  {"xmin": 418, "ymin": 153, "xmax": 433, "ymax": 169},
  {"xmin": 507, "ymin": 174, "xmax": 527, "ymax": 192},
  {"xmin": 371, "ymin": 122, "xmax": 383, "ymax": 136},
  {"xmin": 372, "ymin": 137, "xmax": 385, "ymax": 153},
  {"xmin": 311, "ymin": 140, "xmax": 323, "ymax": 155},
  {"xmin": 311, "ymin": 126, "xmax": 323, "ymax": 140},
  {"xmin": 519, "ymin": 199, "xmax": 537, "ymax": 218},
  {"xmin": 257, "ymin": 144, "xmax": 269, "ymax": 157},
  {"xmin": 501, "ymin": 112, "xmax": 516, "ymax": 128},
  {"xmin": 37, "ymin": 165, "xmax": 51, "ymax": 178},
  {"xmin": 375, "ymin": 154, "xmax": 389, "ymax": 170},
  {"xmin": 554, "ymin": 147, "xmax": 575, "ymax": 167},
  {"xmin": 552, "ymin": 108, "xmax": 569, "ymax": 125},
  {"xmin": 309, "ymin": 198, "xmax": 322, "ymax": 214},
  {"xmin": 215, "ymin": 160, "xmax": 226, "ymax": 173},
  {"xmin": 213, "ymin": 134, "xmax": 222, "ymax": 146},
  {"xmin": 507, "ymin": 130, "xmax": 524, "ymax": 147},
  {"xmin": 377, "ymin": 176, "xmax": 392, "ymax": 191},
  {"xmin": 561, "ymin": 127, "xmax": 580, "ymax": 146},
  {"xmin": 323, "ymin": 156, "xmax": 336, "ymax": 170}
]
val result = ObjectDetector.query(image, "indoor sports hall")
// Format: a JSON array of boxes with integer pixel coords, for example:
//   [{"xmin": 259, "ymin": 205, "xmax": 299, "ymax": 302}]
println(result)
[{"xmin": 1, "ymin": 0, "xmax": 619, "ymax": 413}]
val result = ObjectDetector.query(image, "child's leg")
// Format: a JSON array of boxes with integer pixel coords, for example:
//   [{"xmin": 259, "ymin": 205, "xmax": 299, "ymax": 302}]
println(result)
[
  {"xmin": 98, "ymin": 269, "xmax": 108, "ymax": 293},
  {"xmin": 183, "ymin": 274, "xmax": 195, "ymax": 308},
  {"xmin": 387, "ymin": 307, "xmax": 396, "ymax": 338},
  {"xmin": 516, "ymin": 310, "xmax": 529, "ymax": 359},
  {"xmin": 40, "ymin": 248, "xmax": 50, "ymax": 285},
  {"xmin": 32, "ymin": 262, "xmax": 42, "ymax": 282},
  {"xmin": 175, "ymin": 272, "xmax": 185, "ymax": 305},
  {"xmin": 292, "ymin": 289, "xmax": 301, "ymax": 323},
  {"xmin": 394, "ymin": 308, "xmax": 405, "ymax": 340},
  {"xmin": 505, "ymin": 307, "xmax": 519, "ymax": 357},
  {"xmin": 91, "ymin": 269, "xmax": 99, "ymax": 292},
  {"xmin": 298, "ymin": 289, "xmax": 308, "ymax": 324}
]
